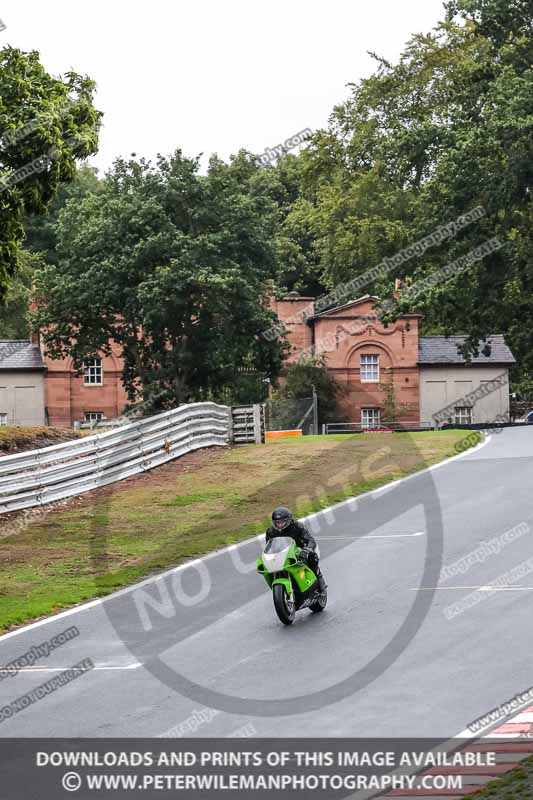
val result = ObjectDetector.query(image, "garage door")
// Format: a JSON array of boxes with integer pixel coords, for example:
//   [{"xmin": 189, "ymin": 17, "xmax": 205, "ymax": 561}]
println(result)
[
  {"xmin": 15, "ymin": 385, "xmax": 40, "ymax": 425},
  {"xmin": 0, "ymin": 386, "xmax": 8, "ymax": 424},
  {"xmin": 423, "ymin": 380, "xmax": 447, "ymax": 422}
]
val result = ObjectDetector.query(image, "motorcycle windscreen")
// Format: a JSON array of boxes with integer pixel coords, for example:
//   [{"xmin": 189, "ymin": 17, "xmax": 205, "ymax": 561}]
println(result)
[
  {"xmin": 262, "ymin": 536, "xmax": 295, "ymax": 573},
  {"xmin": 264, "ymin": 536, "xmax": 295, "ymax": 554}
]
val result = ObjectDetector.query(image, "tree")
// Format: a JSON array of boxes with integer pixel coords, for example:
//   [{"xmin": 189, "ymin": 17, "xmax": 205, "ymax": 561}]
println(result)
[
  {"xmin": 0, "ymin": 250, "xmax": 42, "ymax": 338},
  {"xmin": 32, "ymin": 151, "xmax": 287, "ymax": 411},
  {"xmin": 0, "ymin": 46, "xmax": 101, "ymax": 300},
  {"xmin": 23, "ymin": 163, "xmax": 102, "ymax": 264},
  {"xmin": 272, "ymin": 355, "xmax": 343, "ymax": 424},
  {"xmin": 0, "ymin": 166, "xmax": 102, "ymax": 339},
  {"xmin": 0, "ymin": 167, "xmax": 103, "ymax": 338},
  {"xmin": 267, "ymin": 154, "xmax": 328, "ymax": 296},
  {"xmin": 296, "ymin": 0, "xmax": 533, "ymax": 383}
]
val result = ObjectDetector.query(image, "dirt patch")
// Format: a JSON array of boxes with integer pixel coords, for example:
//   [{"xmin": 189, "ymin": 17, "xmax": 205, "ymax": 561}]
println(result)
[{"xmin": 0, "ymin": 426, "xmax": 82, "ymax": 455}]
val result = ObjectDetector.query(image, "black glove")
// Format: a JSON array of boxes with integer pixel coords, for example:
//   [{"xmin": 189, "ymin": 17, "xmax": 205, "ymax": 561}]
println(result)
[
  {"xmin": 299, "ymin": 547, "xmax": 312, "ymax": 563},
  {"xmin": 307, "ymin": 550, "xmax": 319, "ymax": 570}
]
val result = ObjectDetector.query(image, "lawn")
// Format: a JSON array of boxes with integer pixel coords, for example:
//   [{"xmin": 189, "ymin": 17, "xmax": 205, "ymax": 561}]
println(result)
[{"xmin": 0, "ymin": 429, "xmax": 479, "ymax": 632}]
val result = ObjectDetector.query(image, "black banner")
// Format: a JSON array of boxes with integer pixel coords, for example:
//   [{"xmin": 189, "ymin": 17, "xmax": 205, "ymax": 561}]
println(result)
[{"xmin": 0, "ymin": 737, "xmax": 525, "ymax": 799}]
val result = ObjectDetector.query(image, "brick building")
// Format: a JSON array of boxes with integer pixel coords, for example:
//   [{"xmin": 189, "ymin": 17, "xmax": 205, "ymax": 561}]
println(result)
[
  {"xmin": 42, "ymin": 340, "xmax": 129, "ymax": 428},
  {"xmin": 0, "ymin": 291, "xmax": 515, "ymax": 429},
  {"xmin": 270, "ymin": 292, "xmax": 515, "ymax": 427},
  {"xmin": 0, "ymin": 332, "xmax": 130, "ymax": 429}
]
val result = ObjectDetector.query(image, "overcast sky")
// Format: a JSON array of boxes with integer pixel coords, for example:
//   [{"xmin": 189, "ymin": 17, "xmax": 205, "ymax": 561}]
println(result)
[{"xmin": 2, "ymin": 0, "xmax": 447, "ymax": 174}]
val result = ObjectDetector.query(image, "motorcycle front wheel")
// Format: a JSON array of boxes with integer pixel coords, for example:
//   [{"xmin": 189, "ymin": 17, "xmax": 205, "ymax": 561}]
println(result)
[
  {"xmin": 310, "ymin": 588, "xmax": 328, "ymax": 613},
  {"xmin": 273, "ymin": 584, "xmax": 295, "ymax": 625}
]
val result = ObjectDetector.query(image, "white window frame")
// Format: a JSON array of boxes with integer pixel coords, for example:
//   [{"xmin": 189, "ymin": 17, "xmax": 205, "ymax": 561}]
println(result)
[
  {"xmin": 84, "ymin": 411, "xmax": 104, "ymax": 423},
  {"xmin": 454, "ymin": 407, "xmax": 472, "ymax": 425},
  {"xmin": 360, "ymin": 354, "xmax": 380, "ymax": 382},
  {"xmin": 361, "ymin": 407, "xmax": 380, "ymax": 429},
  {"xmin": 83, "ymin": 357, "xmax": 103, "ymax": 386}
]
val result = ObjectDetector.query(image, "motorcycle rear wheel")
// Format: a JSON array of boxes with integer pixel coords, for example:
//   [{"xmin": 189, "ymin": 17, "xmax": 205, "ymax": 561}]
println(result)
[{"xmin": 273, "ymin": 584, "xmax": 295, "ymax": 625}]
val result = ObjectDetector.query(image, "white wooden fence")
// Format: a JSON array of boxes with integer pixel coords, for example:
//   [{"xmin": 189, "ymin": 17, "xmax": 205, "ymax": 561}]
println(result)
[
  {"xmin": 230, "ymin": 404, "xmax": 265, "ymax": 444},
  {"xmin": 0, "ymin": 402, "xmax": 231, "ymax": 515}
]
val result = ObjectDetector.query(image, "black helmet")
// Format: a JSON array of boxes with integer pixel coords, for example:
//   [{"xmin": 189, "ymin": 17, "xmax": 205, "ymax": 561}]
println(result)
[{"xmin": 272, "ymin": 506, "xmax": 293, "ymax": 531}]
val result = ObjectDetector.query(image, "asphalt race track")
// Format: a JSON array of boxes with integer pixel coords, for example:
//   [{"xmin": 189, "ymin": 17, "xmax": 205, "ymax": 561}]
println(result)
[{"xmin": 0, "ymin": 427, "xmax": 531, "ymax": 738}]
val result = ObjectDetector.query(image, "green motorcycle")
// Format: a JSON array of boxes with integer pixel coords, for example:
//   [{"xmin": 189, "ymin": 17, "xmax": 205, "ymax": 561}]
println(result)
[{"xmin": 257, "ymin": 535, "xmax": 328, "ymax": 625}]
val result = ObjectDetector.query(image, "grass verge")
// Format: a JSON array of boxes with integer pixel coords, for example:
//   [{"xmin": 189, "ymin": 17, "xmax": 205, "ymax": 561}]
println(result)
[
  {"xmin": 0, "ymin": 429, "xmax": 481, "ymax": 632},
  {"xmin": 462, "ymin": 755, "xmax": 533, "ymax": 798}
]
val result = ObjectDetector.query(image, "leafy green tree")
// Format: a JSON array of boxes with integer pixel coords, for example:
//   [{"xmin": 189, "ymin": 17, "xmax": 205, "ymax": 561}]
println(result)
[
  {"xmin": 266, "ymin": 154, "xmax": 327, "ymax": 296},
  {"xmin": 272, "ymin": 355, "xmax": 343, "ymax": 424},
  {"xmin": 32, "ymin": 151, "xmax": 287, "ymax": 411},
  {"xmin": 298, "ymin": 0, "xmax": 533, "ymax": 382},
  {"xmin": 24, "ymin": 164, "xmax": 101, "ymax": 263},
  {"xmin": 0, "ymin": 167, "xmax": 103, "ymax": 339},
  {"xmin": 0, "ymin": 47, "xmax": 101, "ymax": 299},
  {"xmin": 0, "ymin": 167, "xmax": 102, "ymax": 339},
  {"xmin": 0, "ymin": 250, "xmax": 42, "ymax": 338}
]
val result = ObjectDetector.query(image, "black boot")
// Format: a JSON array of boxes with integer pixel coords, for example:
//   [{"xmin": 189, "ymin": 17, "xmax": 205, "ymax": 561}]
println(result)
[{"xmin": 317, "ymin": 571, "xmax": 327, "ymax": 592}]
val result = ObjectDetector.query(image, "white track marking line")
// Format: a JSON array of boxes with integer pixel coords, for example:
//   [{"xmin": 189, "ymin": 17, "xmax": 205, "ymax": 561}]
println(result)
[
  {"xmin": 367, "ymin": 531, "xmax": 425, "ymax": 538},
  {"xmin": 479, "ymin": 586, "xmax": 533, "ymax": 591},
  {"xmin": 2, "ymin": 663, "xmax": 143, "ymax": 673},
  {"xmin": 411, "ymin": 585, "xmax": 533, "ymax": 591},
  {"xmin": 320, "ymin": 531, "xmax": 425, "ymax": 541},
  {"xmin": 0, "ymin": 433, "xmax": 492, "ymax": 643}
]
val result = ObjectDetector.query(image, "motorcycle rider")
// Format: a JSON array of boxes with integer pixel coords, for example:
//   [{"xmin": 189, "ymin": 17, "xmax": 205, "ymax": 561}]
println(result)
[{"xmin": 265, "ymin": 506, "xmax": 327, "ymax": 592}]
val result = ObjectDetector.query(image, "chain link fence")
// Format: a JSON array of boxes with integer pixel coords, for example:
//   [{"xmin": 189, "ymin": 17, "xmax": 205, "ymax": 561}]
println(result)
[{"xmin": 264, "ymin": 396, "xmax": 316, "ymax": 435}]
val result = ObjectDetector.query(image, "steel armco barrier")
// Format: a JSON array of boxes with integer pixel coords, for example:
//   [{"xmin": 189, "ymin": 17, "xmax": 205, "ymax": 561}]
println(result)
[{"xmin": 0, "ymin": 402, "xmax": 231, "ymax": 515}]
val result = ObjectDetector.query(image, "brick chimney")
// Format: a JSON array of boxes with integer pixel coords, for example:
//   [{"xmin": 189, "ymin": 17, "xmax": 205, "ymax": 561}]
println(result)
[
  {"xmin": 28, "ymin": 300, "xmax": 41, "ymax": 348},
  {"xmin": 393, "ymin": 278, "xmax": 404, "ymax": 299},
  {"xmin": 269, "ymin": 291, "xmax": 315, "ymax": 360}
]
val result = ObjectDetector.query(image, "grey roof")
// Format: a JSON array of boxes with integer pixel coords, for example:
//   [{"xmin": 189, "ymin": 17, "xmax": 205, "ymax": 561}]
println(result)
[
  {"xmin": 0, "ymin": 340, "xmax": 46, "ymax": 370},
  {"xmin": 418, "ymin": 335, "xmax": 515, "ymax": 365}
]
